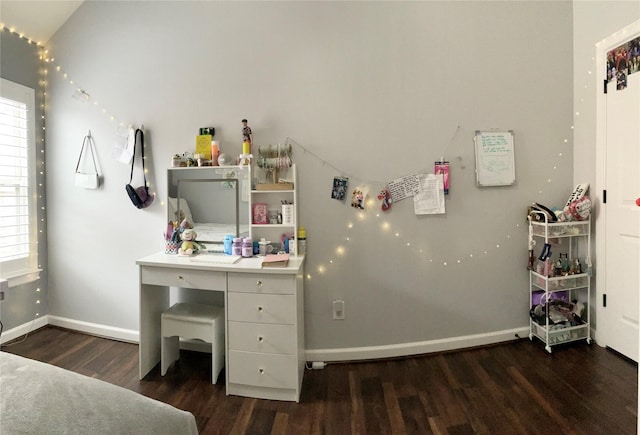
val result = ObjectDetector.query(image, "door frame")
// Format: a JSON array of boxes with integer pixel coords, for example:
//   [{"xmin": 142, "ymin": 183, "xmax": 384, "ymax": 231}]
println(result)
[{"xmin": 595, "ymin": 18, "xmax": 640, "ymax": 350}]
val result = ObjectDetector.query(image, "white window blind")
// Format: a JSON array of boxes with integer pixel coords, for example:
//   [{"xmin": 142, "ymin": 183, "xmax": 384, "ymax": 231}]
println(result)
[{"xmin": 0, "ymin": 79, "xmax": 38, "ymax": 283}]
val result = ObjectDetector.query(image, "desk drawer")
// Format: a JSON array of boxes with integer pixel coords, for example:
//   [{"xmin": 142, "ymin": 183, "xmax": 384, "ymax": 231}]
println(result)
[
  {"xmin": 140, "ymin": 266, "xmax": 225, "ymax": 291},
  {"xmin": 228, "ymin": 273, "xmax": 295, "ymax": 295},
  {"xmin": 227, "ymin": 293, "xmax": 295, "ymax": 324},
  {"xmin": 228, "ymin": 321, "xmax": 297, "ymax": 354},
  {"xmin": 228, "ymin": 351, "xmax": 298, "ymax": 389}
]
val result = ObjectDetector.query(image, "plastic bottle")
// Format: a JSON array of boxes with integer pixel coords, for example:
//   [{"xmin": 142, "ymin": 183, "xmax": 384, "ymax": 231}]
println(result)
[
  {"xmin": 574, "ymin": 258, "xmax": 582, "ymax": 274},
  {"xmin": 297, "ymin": 227, "xmax": 307, "ymax": 255},
  {"xmin": 543, "ymin": 258, "xmax": 552, "ymax": 277},
  {"xmin": 242, "ymin": 237, "xmax": 253, "ymax": 258},
  {"xmin": 232, "ymin": 238, "xmax": 242, "ymax": 256},
  {"xmin": 211, "ymin": 141, "xmax": 220, "ymax": 166},
  {"xmin": 562, "ymin": 253, "xmax": 570, "ymax": 273},
  {"xmin": 223, "ymin": 235, "xmax": 234, "ymax": 255}
]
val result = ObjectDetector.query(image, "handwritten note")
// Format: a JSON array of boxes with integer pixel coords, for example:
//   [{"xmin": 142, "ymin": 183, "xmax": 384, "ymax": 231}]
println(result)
[
  {"xmin": 414, "ymin": 174, "xmax": 445, "ymax": 215},
  {"xmin": 388, "ymin": 174, "xmax": 421, "ymax": 202},
  {"xmin": 474, "ymin": 131, "xmax": 515, "ymax": 186}
]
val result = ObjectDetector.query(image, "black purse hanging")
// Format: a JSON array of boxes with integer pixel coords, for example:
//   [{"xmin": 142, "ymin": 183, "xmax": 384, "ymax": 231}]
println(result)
[{"xmin": 125, "ymin": 129, "xmax": 154, "ymax": 209}]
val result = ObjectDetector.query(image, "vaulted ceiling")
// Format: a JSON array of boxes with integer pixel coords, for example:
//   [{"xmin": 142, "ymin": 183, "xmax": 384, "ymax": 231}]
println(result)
[{"xmin": 1, "ymin": 1, "xmax": 84, "ymax": 46}]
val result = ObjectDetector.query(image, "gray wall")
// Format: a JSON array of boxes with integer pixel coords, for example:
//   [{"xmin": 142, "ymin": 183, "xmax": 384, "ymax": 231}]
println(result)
[
  {"xmin": 45, "ymin": 1, "xmax": 575, "ymax": 352},
  {"xmin": 0, "ymin": 30, "xmax": 48, "ymax": 330}
]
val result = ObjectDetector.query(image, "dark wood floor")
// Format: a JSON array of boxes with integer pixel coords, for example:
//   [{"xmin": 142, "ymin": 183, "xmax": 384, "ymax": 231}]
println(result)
[{"xmin": 2, "ymin": 326, "xmax": 637, "ymax": 435}]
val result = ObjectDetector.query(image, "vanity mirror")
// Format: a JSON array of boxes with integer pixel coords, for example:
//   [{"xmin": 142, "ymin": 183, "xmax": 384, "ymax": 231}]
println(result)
[{"xmin": 167, "ymin": 167, "xmax": 250, "ymax": 247}]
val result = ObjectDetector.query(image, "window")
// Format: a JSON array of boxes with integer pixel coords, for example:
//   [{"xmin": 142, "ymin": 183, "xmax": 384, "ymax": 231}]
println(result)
[{"xmin": 0, "ymin": 78, "xmax": 38, "ymax": 285}]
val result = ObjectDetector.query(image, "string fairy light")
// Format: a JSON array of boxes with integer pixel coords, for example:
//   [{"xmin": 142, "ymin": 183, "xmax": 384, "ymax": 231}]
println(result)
[
  {"xmin": 1, "ymin": 25, "xmax": 49, "ymax": 320},
  {"xmin": 298, "ymin": 54, "xmax": 593, "ymax": 280},
  {"xmin": 38, "ymin": 47, "xmax": 155, "ymax": 196},
  {"xmin": 41, "ymin": 51, "xmax": 129, "ymax": 129},
  {"xmin": 0, "ymin": 23, "xmax": 44, "ymax": 46},
  {"xmin": 3, "ymin": 22, "xmax": 596, "ymax": 282}
]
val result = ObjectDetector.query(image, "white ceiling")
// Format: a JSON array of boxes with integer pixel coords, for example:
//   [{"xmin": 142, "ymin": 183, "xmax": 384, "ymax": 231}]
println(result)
[{"xmin": 1, "ymin": 0, "xmax": 84, "ymax": 45}]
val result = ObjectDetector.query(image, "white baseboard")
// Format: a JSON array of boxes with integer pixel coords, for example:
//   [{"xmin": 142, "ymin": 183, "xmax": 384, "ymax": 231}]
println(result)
[
  {"xmin": 3, "ymin": 317, "xmax": 537, "ymax": 363},
  {"xmin": 305, "ymin": 327, "xmax": 530, "ymax": 362},
  {"xmin": 48, "ymin": 315, "xmax": 139, "ymax": 343},
  {"xmin": 0, "ymin": 315, "xmax": 49, "ymax": 344},
  {"xmin": 42, "ymin": 317, "xmax": 211, "ymax": 352}
]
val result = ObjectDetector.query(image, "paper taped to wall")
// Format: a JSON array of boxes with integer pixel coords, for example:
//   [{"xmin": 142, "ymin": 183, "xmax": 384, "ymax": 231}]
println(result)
[
  {"xmin": 414, "ymin": 174, "xmax": 445, "ymax": 215},
  {"xmin": 112, "ymin": 126, "xmax": 135, "ymax": 164},
  {"xmin": 388, "ymin": 174, "xmax": 421, "ymax": 202}
]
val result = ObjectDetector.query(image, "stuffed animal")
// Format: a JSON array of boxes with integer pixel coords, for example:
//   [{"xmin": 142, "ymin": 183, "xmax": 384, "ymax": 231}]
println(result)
[{"xmin": 178, "ymin": 228, "xmax": 205, "ymax": 255}]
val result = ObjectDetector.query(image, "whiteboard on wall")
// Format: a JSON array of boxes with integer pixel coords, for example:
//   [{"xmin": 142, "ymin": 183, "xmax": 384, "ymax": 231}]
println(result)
[{"xmin": 474, "ymin": 130, "xmax": 515, "ymax": 187}]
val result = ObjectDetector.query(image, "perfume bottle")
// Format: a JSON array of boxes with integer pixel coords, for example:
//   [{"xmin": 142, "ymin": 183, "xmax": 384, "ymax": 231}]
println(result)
[
  {"xmin": 544, "ymin": 258, "xmax": 553, "ymax": 277},
  {"xmin": 562, "ymin": 253, "xmax": 570, "ymax": 274},
  {"xmin": 574, "ymin": 258, "xmax": 582, "ymax": 274}
]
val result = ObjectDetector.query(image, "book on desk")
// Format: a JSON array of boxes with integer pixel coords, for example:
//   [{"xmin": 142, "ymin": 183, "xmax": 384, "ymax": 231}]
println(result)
[{"xmin": 261, "ymin": 253, "xmax": 290, "ymax": 268}]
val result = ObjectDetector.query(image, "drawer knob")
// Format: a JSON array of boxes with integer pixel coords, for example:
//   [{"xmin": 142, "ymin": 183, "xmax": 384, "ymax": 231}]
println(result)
[
  {"xmin": 257, "ymin": 306, "xmax": 264, "ymax": 312},
  {"xmin": 259, "ymin": 368, "xmax": 265, "ymax": 375},
  {"xmin": 177, "ymin": 275, "xmax": 184, "ymax": 280},
  {"xmin": 256, "ymin": 280, "xmax": 263, "ymax": 287},
  {"xmin": 257, "ymin": 336, "xmax": 264, "ymax": 343}
]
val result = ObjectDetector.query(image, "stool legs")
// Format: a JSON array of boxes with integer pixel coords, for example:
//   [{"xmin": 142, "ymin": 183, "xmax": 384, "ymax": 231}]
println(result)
[
  {"xmin": 160, "ymin": 303, "xmax": 225, "ymax": 384},
  {"xmin": 161, "ymin": 335, "xmax": 180, "ymax": 376},
  {"xmin": 161, "ymin": 336, "xmax": 223, "ymax": 383},
  {"xmin": 211, "ymin": 322, "xmax": 225, "ymax": 383}
]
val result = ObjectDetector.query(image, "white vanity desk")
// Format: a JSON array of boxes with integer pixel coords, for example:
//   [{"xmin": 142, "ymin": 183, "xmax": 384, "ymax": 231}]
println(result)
[{"xmin": 137, "ymin": 251, "xmax": 305, "ymax": 402}]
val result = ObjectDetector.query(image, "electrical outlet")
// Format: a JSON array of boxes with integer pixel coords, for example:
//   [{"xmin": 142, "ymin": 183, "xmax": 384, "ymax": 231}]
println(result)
[{"xmin": 332, "ymin": 299, "xmax": 345, "ymax": 320}]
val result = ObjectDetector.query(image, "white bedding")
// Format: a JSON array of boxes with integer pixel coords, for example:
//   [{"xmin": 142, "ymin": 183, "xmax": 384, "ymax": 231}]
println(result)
[
  {"xmin": 168, "ymin": 197, "xmax": 248, "ymax": 243},
  {"xmin": 0, "ymin": 351, "xmax": 198, "ymax": 435}
]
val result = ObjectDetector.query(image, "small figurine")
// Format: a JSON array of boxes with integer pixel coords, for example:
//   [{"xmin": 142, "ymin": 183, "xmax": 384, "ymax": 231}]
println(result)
[
  {"xmin": 377, "ymin": 189, "xmax": 393, "ymax": 211},
  {"xmin": 240, "ymin": 119, "xmax": 253, "ymax": 165},
  {"xmin": 241, "ymin": 119, "xmax": 253, "ymax": 150},
  {"xmin": 178, "ymin": 228, "xmax": 205, "ymax": 255}
]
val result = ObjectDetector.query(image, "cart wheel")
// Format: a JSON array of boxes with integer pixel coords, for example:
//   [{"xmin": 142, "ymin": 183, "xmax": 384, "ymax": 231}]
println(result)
[
  {"xmin": 545, "ymin": 345, "xmax": 552, "ymax": 354},
  {"xmin": 587, "ymin": 338, "xmax": 592, "ymax": 345},
  {"xmin": 529, "ymin": 333, "xmax": 533, "ymax": 341}
]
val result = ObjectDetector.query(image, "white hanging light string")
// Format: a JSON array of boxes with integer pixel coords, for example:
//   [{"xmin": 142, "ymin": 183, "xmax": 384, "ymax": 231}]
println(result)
[
  {"xmin": 3, "ymin": 23, "xmax": 590, "ymax": 278},
  {"xmin": 306, "ymin": 59, "xmax": 591, "ymax": 279},
  {"xmin": 0, "ymin": 23, "xmax": 44, "ymax": 46}
]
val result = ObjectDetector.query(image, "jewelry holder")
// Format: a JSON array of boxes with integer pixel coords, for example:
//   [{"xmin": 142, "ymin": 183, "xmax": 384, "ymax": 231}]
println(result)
[{"xmin": 255, "ymin": 142, "xmax": 293, "ymax": 190}]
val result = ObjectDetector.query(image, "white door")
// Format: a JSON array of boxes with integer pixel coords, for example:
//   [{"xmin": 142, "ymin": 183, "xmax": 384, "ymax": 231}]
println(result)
[{"xmin": 596, "ymin": 21, "xmax": 640, "ymax": 362}]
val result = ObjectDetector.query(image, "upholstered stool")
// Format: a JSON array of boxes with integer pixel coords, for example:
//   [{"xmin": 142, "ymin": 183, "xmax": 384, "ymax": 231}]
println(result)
[{"xmin": 161, "ymin": 302, "xmax": 225, "ymax": 384}]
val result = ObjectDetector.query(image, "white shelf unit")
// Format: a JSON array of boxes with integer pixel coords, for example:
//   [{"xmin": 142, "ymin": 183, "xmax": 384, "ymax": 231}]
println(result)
[
  {"xmin": 528, "ymin": 213, "xmax": 592, "ymax": 353},
  {"xmin": 250, "ymin": 164, "xmax": 298, "ymax": 256}
]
